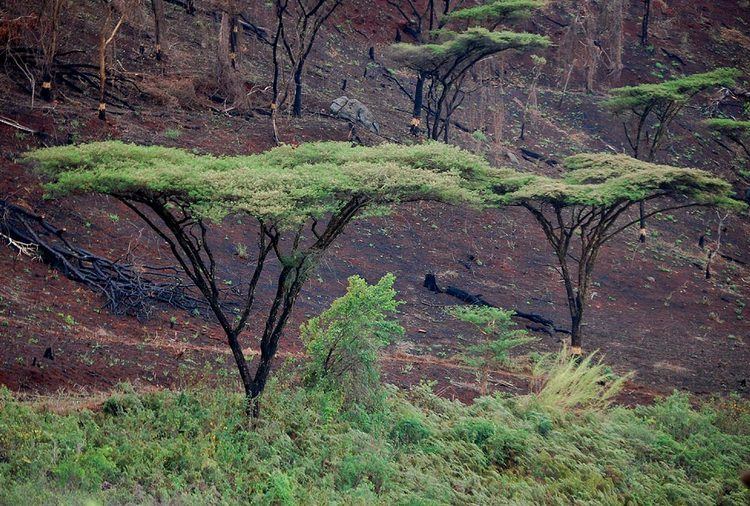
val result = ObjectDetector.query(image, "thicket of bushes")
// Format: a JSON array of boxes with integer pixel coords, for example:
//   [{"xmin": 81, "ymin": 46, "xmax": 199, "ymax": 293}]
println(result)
[{"xmin": 1, "ymin": 377, "xmax": 749, "ymax": 504}]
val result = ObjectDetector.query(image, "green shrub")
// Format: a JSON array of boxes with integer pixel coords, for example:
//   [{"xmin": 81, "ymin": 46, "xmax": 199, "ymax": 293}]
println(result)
[
  {"xmin": 391, "ymin": 415, "xmax": 432, "ymax": 445},
  {"xmin": 302, "ymin": 274, "xmax": 403, "ymax": 403}
]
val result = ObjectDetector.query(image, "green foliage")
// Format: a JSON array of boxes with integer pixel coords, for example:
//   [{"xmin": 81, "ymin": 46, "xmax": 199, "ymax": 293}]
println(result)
[
  {"xmin": 390, "ymin": 27, "xmax": 549, "ymax": 76},
  {"xmin": 448, "ymin": 306, "xmax": 536, "ymax": 368},
  {"xmin": 24, "ymin": 141, "xmax": 497, "ymax": 228},
  {"xmin": 1, "ymin": 382, "xmax": 749, "ymax": 504},
  {"xmin": 302, "ymin": 274, "xmax": 403, "ymax": 402},
  {"xmin": 445, "ymin": 0, "xmax": 543, "ymax": 24},
  {"xmin": 530, "ymin": 351, "xmax": 630, "ymax": 414},
  {"xmin": 494, "ymin": 152, "xmax": 743, "ymax": 209},
  {"xmin": 604, "ymin": 68, "xmax": 741, "ymax": 112},
  {"xmin": 705, "ymin": 118, "xmax": 750, "ymax": 134}
]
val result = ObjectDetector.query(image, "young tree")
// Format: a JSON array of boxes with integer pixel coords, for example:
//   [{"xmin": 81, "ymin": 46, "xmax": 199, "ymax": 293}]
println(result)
[
  {"xmin": 25, "ymin": 140, "xmax": 492, "ymax": 416},
  {"xmin": 492, "ymin": 153, "xmax": 741, "ymax": 355},
  {"xmin": 448, "ymin": 306, "xmax": 535, "ymax": 395},
  {"xmin": 388, "ymin": 0, "xmax": 547, "ymax": 140},
  {"xmin": 604, "ymin": 68, "xmax": 740, "ymax": 241},
  {"xmin": 302, "ymin": 274, "xmax": 402, "ymax": 404},
  {"xmin": 386, "ymin": 0, "xmax": 468, "ymax": 134}
]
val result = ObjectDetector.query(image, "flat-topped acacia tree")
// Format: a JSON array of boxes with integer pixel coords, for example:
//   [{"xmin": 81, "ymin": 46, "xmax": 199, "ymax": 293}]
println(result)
[
  {"xmin": 604, "ymin": 68, "xmax": 740, "ymax": 241},
  {"xmin": 25, "ymin": 140, "xmax": 492, "ymax": 416},
  {"xmin": 389, "ymin": 0, "xmax": 549, "ymax": 141},
  {"xmin": 491, "ymin": 153, "xmax": 741, "ymax": 355}
]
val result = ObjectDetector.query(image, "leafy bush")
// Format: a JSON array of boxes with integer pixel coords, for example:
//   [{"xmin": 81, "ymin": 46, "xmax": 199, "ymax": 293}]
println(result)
[{"xmin": 302, "ymin": 274, "xmax": 403, "ymax": 403}]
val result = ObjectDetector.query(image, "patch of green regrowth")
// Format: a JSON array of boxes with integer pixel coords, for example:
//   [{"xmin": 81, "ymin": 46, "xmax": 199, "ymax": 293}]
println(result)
[{"xmin": 448, "ymin": 306, "xmax": 536, "ymax": 394}]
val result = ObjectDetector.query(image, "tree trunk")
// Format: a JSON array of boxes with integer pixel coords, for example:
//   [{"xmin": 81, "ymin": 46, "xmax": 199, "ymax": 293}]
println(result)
[
  {"xmin": 569, "ymin": 311, "xmax": 583, "ymax": 355},
  {"xmin": 151, "ymin": 0, "xmax": 164, "ymax": 61},
  {"xmin": 639, "ymin": 200, "xmax": 646, "ymax": 242},
  {"xmin": 292, "ymin": 66, "xmax": 303, "ymax": 117},
  {"xmin": 185, "ymin": 0, "xmax": 195, "ymax": 15},
  {"xmin": 410, "ymin": 73, "xmax": 424, "ymax": 135},
  {"xmin": 226, "ymin": 331, "xmax": 255, "ymax": 415},
  {"xmin": 640, "ymin": 0, "xmax": 651, "ymax": 46},
  {"xmin": 229, "ymin": 15, "xmax": 239, "ymax": 69},
  {"xmin": 98, "ymin": 28, "xmax": 107, "ymax": 120},
  {"xmin": 216, "ymin": 11, "xmax": 243, "ymax": 106}
]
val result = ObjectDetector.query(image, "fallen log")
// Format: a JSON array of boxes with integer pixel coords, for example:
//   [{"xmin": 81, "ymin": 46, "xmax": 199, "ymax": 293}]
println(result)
[
  {"xmin": 0, "ymin": 199, "xmax": 205, "ymax": 320},
  {"xmin": 423, "ymin": 273, "xmax": 570, "ymax": 335}
]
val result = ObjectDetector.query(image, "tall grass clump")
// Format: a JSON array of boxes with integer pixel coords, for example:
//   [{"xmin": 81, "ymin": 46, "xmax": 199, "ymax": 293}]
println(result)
[{"xmin": 530, "ymin": 350, "xmax": 631, "ymax": 414}]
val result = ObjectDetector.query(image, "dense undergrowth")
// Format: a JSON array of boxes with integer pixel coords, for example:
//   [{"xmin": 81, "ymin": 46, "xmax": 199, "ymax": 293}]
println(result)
[{"xmin": 1, "ymin": 378, "xmax": 748, "ymax": 505}]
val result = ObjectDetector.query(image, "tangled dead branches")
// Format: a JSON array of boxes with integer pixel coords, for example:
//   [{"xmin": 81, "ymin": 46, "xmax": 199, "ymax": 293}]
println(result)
[{"xmin": 0, "ymin": 199, "xmax": 204, "ymax": 320}]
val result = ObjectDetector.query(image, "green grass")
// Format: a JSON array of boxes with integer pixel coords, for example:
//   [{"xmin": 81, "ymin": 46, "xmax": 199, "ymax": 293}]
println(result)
[{"xmin": 0, "ymin": 379, "xmax": 748, "ymax": 504}]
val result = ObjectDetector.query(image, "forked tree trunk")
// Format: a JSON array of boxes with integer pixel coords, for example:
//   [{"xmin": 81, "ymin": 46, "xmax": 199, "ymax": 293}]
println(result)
[{"xmin": 97, "ymin": 11, "xmax": 125, "ymax": 120}]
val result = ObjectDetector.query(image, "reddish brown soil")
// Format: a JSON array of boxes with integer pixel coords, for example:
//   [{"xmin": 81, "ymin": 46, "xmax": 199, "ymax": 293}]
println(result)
[{"xmin": 1, "ymin": 0, "xmax": 749, "ymax": 404}]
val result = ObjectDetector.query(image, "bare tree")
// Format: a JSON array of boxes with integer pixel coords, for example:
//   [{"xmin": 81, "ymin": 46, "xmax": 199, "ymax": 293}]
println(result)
[
  {"xmin": 271, "ymin": 0, "xmax": 344, "ymax": 117},
  {"xmin": 97, "ymin": 1, "xmax": 132, "ymax": 120},
  {"xmin": 38, "ymin": 0, "xmax": 65, "ymax": 101}
]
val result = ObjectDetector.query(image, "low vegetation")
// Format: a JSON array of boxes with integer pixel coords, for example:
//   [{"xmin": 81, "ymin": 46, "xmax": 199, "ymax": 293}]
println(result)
[{"xmin": 1, "ymin": 374, "xmax": 748, "ymax": 504}]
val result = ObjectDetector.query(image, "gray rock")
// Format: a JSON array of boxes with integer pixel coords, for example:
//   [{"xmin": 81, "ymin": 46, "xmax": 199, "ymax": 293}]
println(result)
[
  {"xmin": 330, "ymin": 96, "xmax": 380, "ymax": 134},
  {"xmin": 506, "ymin": 151, "xmax": 520, "ymax": 166}
]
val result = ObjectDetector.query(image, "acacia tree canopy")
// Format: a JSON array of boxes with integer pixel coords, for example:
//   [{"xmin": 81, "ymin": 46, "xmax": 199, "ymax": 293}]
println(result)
[
  {"xmin": 28, "ymin": 140, "xmax": 494, "ymax": 223},
  {"xmin": 25, "ymin": 140, "xmax": 496, "ymax": 415},
  {"xmin": 495, "ymin": 153, "xmax": 740, "ymax": 208}
]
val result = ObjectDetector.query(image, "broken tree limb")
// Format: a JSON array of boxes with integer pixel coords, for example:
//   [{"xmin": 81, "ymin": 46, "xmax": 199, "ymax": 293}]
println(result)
[
  {"xmin": 423, "ymin": 273, "xmax": 571, "ymax": 335},
  {"xmin": 0, "ymin": 199, "xmax": 205, "ymax": 320}
]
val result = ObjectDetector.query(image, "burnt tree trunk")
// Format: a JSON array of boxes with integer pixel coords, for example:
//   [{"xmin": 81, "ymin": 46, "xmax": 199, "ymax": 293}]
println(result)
[
  {"xmin": 292, "ymin": 66, "xmax": 303, "ymax": 117},
  {"xmin": 410, "ymin": 73, "xmax": 425, "ymax": 135},
  {"xmin": 39, "ymin": 0, "xmax": 63, "ymax": 102},
  {"xmin": 640, "ymin": 0, "xmax": 651, "ymax": 46},
  {"xmin": 151, "ymin": 0, "xmax": 165, "ymax": 61}
]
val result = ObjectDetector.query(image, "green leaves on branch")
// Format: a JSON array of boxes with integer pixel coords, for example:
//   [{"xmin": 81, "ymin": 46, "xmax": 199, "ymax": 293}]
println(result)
[
  {"xmin": 444, "ymin": 0, "xmax": 544, "ymax": 24},
  {"xmin": 604, "ymin": 68, "xmax": 741, "ymax": 113},
  {"xmin": 705, "ymin": 118, "xmax": 750, "ymax": 134},
  {"xmin": 24, "ymin": 140, "xmax": 497, "ymax": 228}
]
